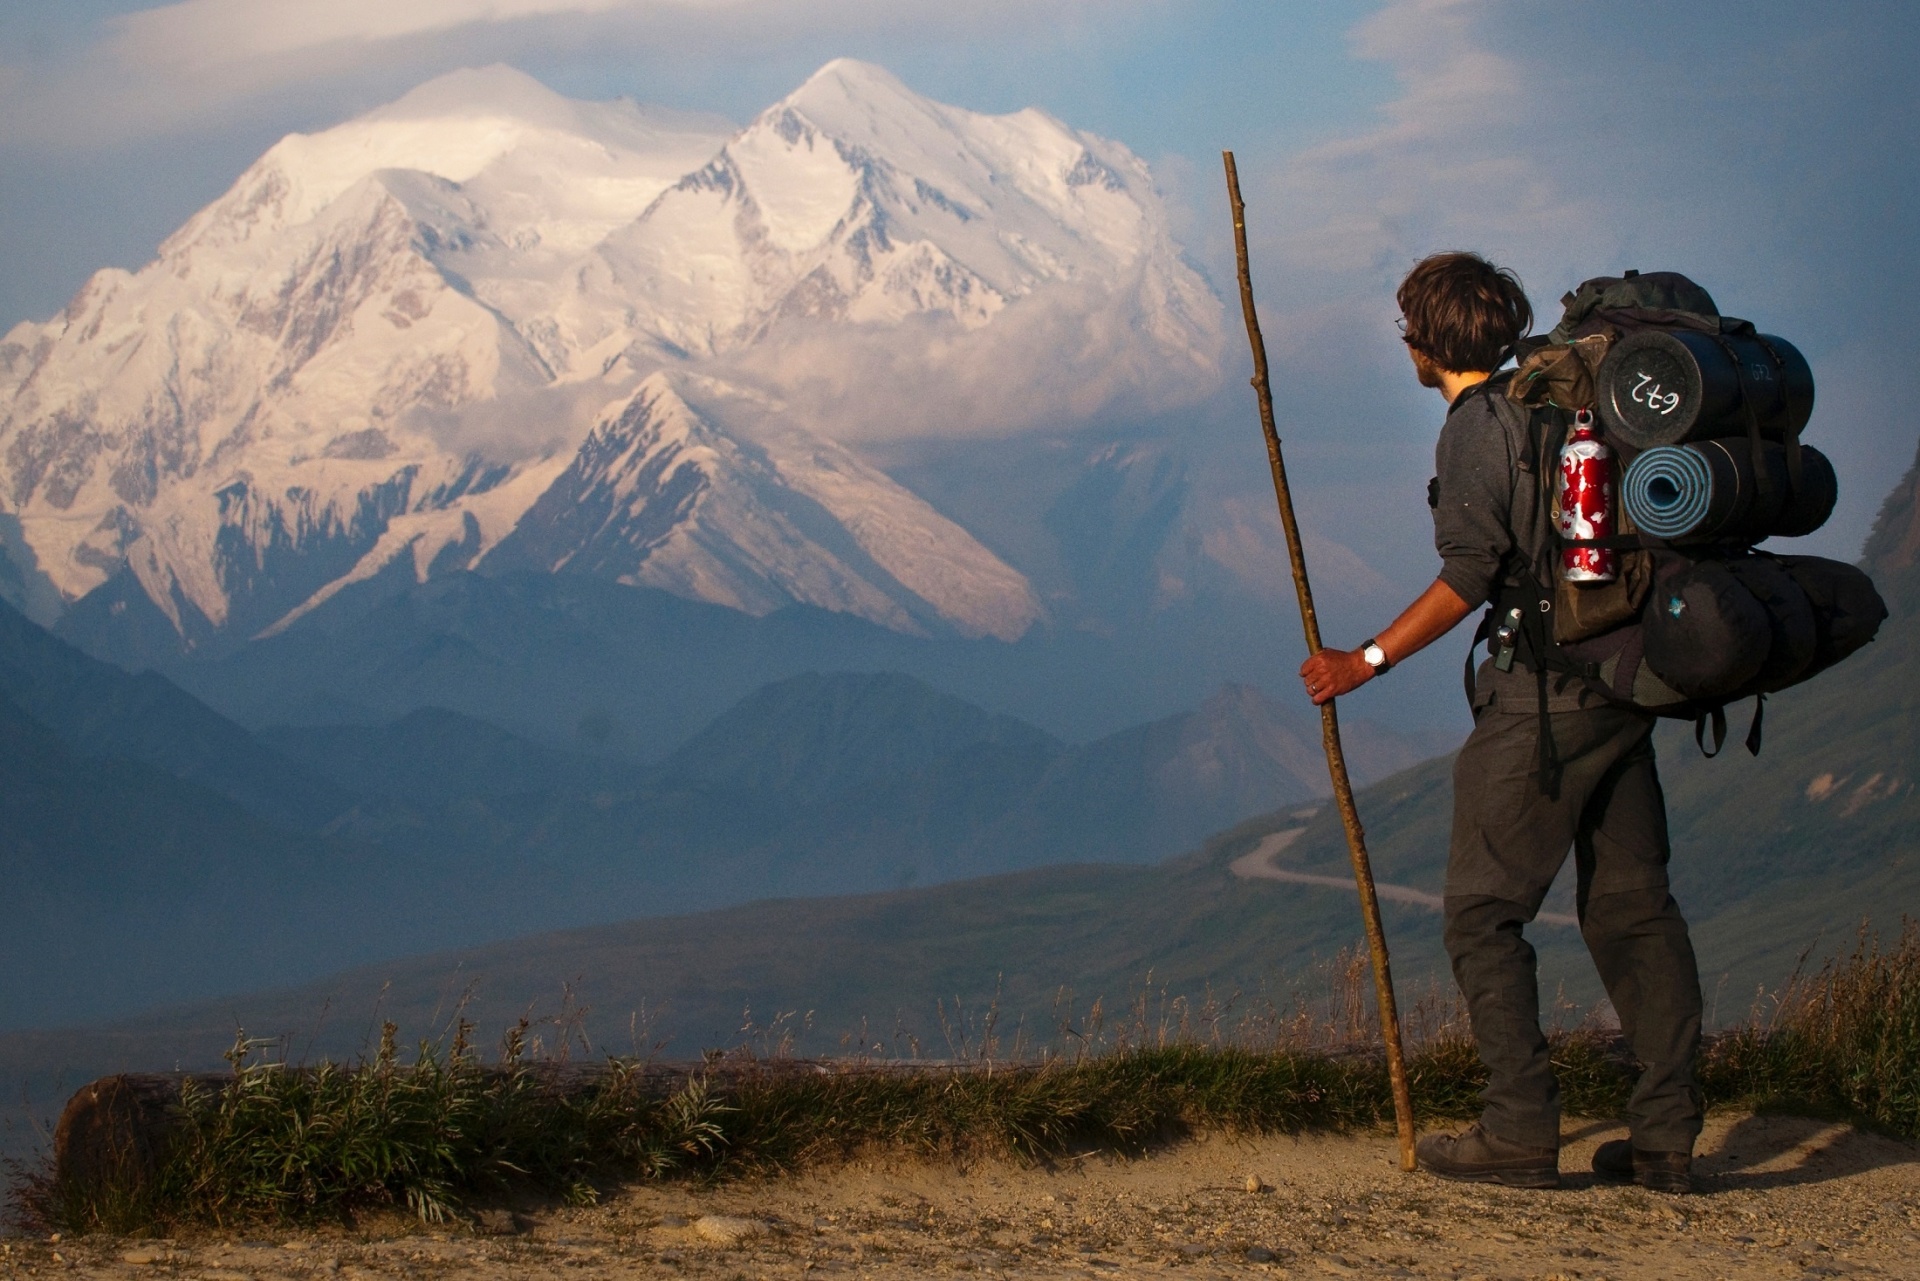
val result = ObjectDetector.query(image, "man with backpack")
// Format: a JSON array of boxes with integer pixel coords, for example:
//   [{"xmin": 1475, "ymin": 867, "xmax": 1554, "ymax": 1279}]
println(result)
[{"xmin": 1298, "ymin": 252, "xmax": 1702, "ymax": 1193}]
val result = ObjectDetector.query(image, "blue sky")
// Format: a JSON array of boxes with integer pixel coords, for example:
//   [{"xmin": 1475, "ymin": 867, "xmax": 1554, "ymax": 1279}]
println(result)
[{"xmin": 1, "ymin": 0, "xmax": 1915, "ymax": 725}]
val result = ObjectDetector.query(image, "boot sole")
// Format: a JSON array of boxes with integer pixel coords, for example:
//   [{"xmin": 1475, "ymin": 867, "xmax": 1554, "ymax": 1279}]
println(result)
[
  {"xmin": 1593, "ymin": 1166, "xmax": 1691, "ymax": 1193},
  {"xmin": 1634, "ymin": 1172, "xmax": 1693, "ymax": 1194}
]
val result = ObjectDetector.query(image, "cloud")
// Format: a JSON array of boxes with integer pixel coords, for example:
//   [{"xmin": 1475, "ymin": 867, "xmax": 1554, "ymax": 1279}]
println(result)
[
  {"xmin": 0, "ymin": 0, "xmax": 1136, "ymax": 147},
  {"xmin": 403, "ymin": 376, "xmax": 622, "ymax": 465},
  {"xmin": 700, "ymin": 272, "xmax": 1225, "ymax": 445},
  {"xmin": 1257, "ymin": 0, "xmax": 1592, "ymax": 304},
  {"xmin": 114, "ymin": 0, "xmax": 663, "ymax": 66},
  {"xmin": 3, "ymin": 1, "xmax": 708, "ymax": 143}
]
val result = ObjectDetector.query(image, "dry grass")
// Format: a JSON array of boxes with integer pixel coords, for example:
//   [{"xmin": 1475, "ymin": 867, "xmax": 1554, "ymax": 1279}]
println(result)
[{"xmin": 1701, "ymin": 922, "xmax": 1920, "ymax": 1135}]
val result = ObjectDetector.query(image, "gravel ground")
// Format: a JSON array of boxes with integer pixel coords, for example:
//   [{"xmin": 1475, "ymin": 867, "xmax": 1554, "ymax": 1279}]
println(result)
[{"xmin": 4, "ymin": 1112, "xmax": 1916, "ymax": 1279}]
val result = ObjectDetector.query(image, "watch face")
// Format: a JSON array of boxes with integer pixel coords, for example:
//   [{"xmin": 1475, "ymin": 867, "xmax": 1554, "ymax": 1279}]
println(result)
[{"xmin": 1365, "ymin": 644, "xmax": 1387, "ymax": 668}]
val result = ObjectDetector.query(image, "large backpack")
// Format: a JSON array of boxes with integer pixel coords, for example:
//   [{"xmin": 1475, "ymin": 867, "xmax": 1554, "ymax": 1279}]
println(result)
[{"xmin": 1484, "ymin": 271, "xmax": 1887, "ymax": 769}]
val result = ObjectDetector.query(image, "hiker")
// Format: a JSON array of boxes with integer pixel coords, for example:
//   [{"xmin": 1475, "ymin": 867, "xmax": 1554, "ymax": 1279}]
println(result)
[{"xmin": 1297, "ymin": 252, "xmax": 1701, "ymax": 1193}]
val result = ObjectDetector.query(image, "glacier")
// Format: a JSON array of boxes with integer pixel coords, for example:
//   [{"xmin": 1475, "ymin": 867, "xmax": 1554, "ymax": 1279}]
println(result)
[{"xmin": 0, "ymin": 60, "xmax": 1221, "ymax": 648}]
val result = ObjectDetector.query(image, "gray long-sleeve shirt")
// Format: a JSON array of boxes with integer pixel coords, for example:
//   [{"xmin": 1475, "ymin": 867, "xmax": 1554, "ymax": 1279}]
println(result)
[{"xmin": 1430, "ymin": 380, "xmax": 1602, "ymax": 712}]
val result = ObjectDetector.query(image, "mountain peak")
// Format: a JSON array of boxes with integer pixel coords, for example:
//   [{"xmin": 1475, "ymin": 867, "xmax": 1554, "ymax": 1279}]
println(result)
[
  {"xmin": 798, "ymin": 56, "xmax": 912, "ymax": 93},
  {"xmin": 782, "ymin": 57, "xmax": 922, "ymax": 117}
]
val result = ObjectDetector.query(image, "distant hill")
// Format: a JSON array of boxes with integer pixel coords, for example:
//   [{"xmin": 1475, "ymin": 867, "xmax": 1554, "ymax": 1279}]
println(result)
[
  {"xmin": 259, "ymin": 706, "xmax": 633, "ymax": 802},
  {"xmin": 0, "ymin": 599, "xmax": 351, "ymax": 830},
  {"xmin": 662, "ymin": 670, "xmax": 1063, "ymax": 804},
  {"xmin": 0, "ymin": 687, "xmax": 399, "ymax": 1027},
  {"xmin": 136, "ymin": 559, "xmax": 1417, "ymax": 761},
  {"xmin": 36, "ymin": 606, "xmax": 1907, "ymax": 1087}
]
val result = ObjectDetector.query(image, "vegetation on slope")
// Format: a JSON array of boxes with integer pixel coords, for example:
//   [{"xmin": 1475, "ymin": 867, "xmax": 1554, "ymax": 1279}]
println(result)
[{"xmin": 15, "ymin": 925, "xmax": 1916, "ymax": 1236}]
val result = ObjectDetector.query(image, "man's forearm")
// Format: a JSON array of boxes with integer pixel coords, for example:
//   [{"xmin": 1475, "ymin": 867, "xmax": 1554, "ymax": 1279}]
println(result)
[
  {"xmin": 1298, "ymin": 578, "xmax": 1475, "ymax": 705},
  {"xmin": 1374, "ymin": 578, "xmax": 1476, "ymax": 666}
]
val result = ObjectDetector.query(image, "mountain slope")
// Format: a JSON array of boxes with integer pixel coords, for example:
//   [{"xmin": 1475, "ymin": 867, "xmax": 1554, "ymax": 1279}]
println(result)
[
  {"xmin": 257, "ymin": 706, "xmax": 630, "ymax": 803},
  {"xmin": 0, "ymin": 817, "xmax": 1436, "ymax": 1079},
  {"xmin": 261, "ymin": 670, "xmax": 1442, "ymax": 909},
  {"xmin": 663, "ymin": 670, "xmax": 1062, "ymax": 803},
  {"xmin": 0, "ymin": 648, "xmax": 1440, "ymax": 1031},
  {"xmin": 477, "ymin": 374, "xmax": 1038, "ymax": 638},
  {"xmin": 0, "ymin": 598, "xmax": 349, "ymax": 828}
]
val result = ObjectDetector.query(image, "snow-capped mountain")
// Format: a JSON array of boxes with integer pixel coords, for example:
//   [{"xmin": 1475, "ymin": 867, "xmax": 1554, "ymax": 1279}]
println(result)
[
  {"xmin": 0, "ymin": 61, "xmax": 1219, "ymax": 648},
  {"xmin": 554, "ymin": 59, "xmax": 1217, "ymax": 365}
]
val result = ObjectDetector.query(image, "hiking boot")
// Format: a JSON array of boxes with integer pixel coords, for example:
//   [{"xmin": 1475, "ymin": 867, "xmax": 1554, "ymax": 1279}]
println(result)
[
  {"xmin": 1415, "ymin": 1122, "xmax": 1559, "ymax": 1188},
  {"xmin": 1592, "ymin": 1138, "xmax": 1693, "ymax": 1193}
]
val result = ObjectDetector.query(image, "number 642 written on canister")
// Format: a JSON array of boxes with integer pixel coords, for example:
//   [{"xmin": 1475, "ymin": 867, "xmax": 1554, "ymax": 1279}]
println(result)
[{"xmin": 1630, "ymin": 371, "xmax": 1681, "ymax": 415}]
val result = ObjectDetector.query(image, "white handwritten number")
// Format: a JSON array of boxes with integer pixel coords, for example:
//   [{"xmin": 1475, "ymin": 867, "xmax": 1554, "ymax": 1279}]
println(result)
[{"xmin": 1630, "ymin": 371, "xmax": 1681, "ymax": 416}]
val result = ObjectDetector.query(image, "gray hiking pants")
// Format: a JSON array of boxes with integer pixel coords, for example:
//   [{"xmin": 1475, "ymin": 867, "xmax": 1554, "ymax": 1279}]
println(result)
[{"xmin": 1443, "ymin": 697, "xmax": 1704, "ymax": 1152}]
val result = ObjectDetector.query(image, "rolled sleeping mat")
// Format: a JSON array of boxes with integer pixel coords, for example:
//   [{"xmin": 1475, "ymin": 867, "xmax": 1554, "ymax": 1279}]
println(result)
[
  {"xmin": 1596, "ymin": 328, "xmax": 1814, "ymax": 450},
  {"xmin": 1622, "ymin": 438, "xmax": 1837, "ymax": 543}
]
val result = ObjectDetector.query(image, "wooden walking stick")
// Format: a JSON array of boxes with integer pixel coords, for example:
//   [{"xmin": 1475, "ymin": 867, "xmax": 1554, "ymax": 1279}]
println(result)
[{"xmin": 1222, "ymin": 151, "xmax": 1418, "ymax": 1173}]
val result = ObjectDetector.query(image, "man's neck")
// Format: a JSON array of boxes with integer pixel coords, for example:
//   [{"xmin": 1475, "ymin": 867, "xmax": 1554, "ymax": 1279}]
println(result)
[{"xmin": 1438, "ymin": 369, "xmax": 1492, "ymax": 403}]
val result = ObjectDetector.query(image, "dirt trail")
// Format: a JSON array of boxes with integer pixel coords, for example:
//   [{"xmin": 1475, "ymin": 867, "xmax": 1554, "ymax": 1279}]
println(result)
[
  {"xmin": 6, "ymin": 1112, "xmax": 1916, "ymax": 1279},
  {"xmin": 1228, "ymin": 829, "xmax": 1581, "ymax": 928}
]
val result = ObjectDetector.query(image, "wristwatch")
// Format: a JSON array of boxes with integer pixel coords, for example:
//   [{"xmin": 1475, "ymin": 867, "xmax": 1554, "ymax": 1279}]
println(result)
[{"xmin": 1362, "ymin": 639, "xmax": 1392, "ymax": 675}]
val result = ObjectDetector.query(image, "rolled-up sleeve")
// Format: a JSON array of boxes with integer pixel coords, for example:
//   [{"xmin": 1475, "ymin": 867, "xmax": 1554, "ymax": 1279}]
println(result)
[{"xmin": 1431, "ymin": 400, "xmax": 1516, "ymax": 608}]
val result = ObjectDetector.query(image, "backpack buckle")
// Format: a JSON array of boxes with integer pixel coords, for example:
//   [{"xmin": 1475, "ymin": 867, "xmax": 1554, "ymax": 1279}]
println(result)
[{"xmin": 1493, "ymin": 606, "xmax": 1524, "ymax": 672}]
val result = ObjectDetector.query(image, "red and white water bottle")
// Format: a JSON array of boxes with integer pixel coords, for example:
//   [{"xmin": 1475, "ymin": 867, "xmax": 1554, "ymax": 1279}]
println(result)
[{"xmin": 1557, "ymin": 409, "xmax": 1618, "ymax": 583}]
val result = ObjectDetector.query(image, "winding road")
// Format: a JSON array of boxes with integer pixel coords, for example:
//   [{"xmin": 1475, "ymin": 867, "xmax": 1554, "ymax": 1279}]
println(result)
[{"xmin": 1227, "ymin": 828, "xmax": 1579, "ymax": 927}]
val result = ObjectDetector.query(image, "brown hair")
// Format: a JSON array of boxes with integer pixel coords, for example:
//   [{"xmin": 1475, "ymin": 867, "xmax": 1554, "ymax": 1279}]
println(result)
[{"xmin": 1396, "ymin": 251, "xmax": 1532, "ymax": 373}]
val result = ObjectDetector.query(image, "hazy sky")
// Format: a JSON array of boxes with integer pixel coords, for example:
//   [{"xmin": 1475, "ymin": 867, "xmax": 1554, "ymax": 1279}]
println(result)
[{"xmin": 2, "ymin": 0, "xmax": 1915, "ymax": 723}]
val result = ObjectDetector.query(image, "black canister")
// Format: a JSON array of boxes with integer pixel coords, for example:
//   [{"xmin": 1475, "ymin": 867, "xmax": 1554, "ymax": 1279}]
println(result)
[{"xmin": 1596, "ymin": 328, "xmax": 1814, "ymax": 450}]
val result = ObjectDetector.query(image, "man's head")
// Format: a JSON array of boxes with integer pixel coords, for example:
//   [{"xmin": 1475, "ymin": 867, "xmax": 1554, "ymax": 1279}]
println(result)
[{"xmin": 1396, "ymin": 252, "xmax": 1532, "ymax": 388}]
